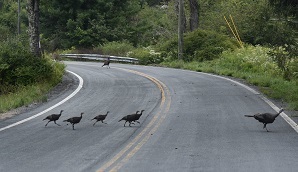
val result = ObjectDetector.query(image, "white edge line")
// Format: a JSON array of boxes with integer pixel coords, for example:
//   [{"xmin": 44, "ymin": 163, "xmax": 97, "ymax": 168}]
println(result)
[
  {"xmin": 193, "ymin": 70, "xmax": 298, "ymax": 133},
  {"xmin": 0, "ymin": 70, "xmax": 83, "ymax": 132}
]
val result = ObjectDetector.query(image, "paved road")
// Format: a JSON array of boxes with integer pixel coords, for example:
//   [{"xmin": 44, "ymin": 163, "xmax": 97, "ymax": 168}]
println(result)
[{"xmin": 0, "ymin": 61, "xmax": 297, "ymax": 172}]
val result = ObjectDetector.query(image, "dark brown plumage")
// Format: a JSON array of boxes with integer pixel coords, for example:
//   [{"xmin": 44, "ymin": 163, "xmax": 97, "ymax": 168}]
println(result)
[
  {"xmin": 43, "ymin": 110, "xmax": 63, "ymax": 127},
  {"xmin": 132, "ymin": 110, "xmax": 145, "ymax": 124},
  {"xmin": 118, "ymin": 111, "xmax": 139, "ymax": 127},
  {"xmin": 63, "ymin": 112, "xmax": 84, "ymax": 130},
  {"xmin": 92, "ymin": 111, "xmax": 109, "ymax": 126},
  {"xmin": 245, "ymin": 108, "xmax": 284, "ymax": 132},
  {"xmin": 102, "ymin": 58, "xmax": 110, "ymax": 68}
]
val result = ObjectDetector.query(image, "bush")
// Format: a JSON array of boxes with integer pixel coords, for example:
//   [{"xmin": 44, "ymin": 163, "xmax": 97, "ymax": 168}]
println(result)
[
  {"xmin": 268, "ymin": 43, "xmax": 298, "ymax": 80},
  {"xmin": 129, "ymin": 47, "xmax": 163, "ymax": 65},
  {"xmin": 220, "ymin": 45, "xmax": 279, "ymax": 74},
  {"xmin": 184, "ymin": 30, "xmax": 238, "ymax": 61},
  {"xmin": 158, "ymin": 29, "xmax": 238, "ymax": 62},
  {"xmin": 95, "ymin": 41, "xmax": 135, "ymax": 56},
  {"xmin": 0, "ymin": 37, "xmax": 65, "ymax": 94}
]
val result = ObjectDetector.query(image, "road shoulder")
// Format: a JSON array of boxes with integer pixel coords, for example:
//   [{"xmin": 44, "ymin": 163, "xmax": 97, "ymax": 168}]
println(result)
[{"xmin": 0, "ymin": 71, "xmax": 78, "ymax": 120}]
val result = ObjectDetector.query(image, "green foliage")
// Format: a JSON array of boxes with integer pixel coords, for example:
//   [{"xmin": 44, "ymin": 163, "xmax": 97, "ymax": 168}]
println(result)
[
  {"xmin": 0, "ymin": 1, "xmax": 27, "ymax": 41},
  {"xmin": 40, "ymin": 0, "xmax": 142, "ymax": 50},
  {"xmin": 219, "ymin": 45, "xmax": 279, "ymax": 74},
  {"xmin": 95, "ymin": 39, "xmax": 165, "ymax": 65},
  {"xmin": 0, "ymin": 2, "xmax": 17, "ymax": 39},
  {"xmin": 268, "ymin": 0, "xmax": 298, "ymax": 17},
  {"xmin": 130, "ymin": 4, "xmax": 177, "ymax": 46},
  {"xmin": 159, "ymin": 29, "xmax": 238, "ymax": 62},
  {"xmin": 268, "ymin": 44, "xmax": 298, "ymax": 80},
  {"xmin": 0, "ymin": 83, "xmax": 49, "ymax": 113},
  {"xmin": 0, "ymin": 37, "xmax": 65, "ymax": 94},
  {"xmin": 161, "ymin": 45, "xmax": 298, "ymax": 110},
  {"xmin": 129, "ymin": 47, "xmax": 163, "ymax": 65},
  {"xmin": 200, "ymin": 0, "xmax": 297, "ymax": 46},
  {"xmin": 184, "ymin": 30, "xmax": 238, "ymax": 61},
  {"xmin": 249, "ymin": 19, "xmax": 296, "ymax": 46},
  {"xmin": 95, "ymin": 41, "xmax": 135, "ymax": 56}
]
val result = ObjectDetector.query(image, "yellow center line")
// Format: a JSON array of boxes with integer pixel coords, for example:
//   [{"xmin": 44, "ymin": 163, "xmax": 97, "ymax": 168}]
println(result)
[{"xmin": 97, "ymin": 68, "xmax": 171, "ymax": 172}]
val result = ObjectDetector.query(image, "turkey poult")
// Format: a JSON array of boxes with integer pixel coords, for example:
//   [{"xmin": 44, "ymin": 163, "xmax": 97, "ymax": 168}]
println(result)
[
  {"xmin": 43, "ymin": 110, "xmax": 64, "ymax": 127},
  {"xmin": 245, "ymin": 108, "xmax": 284, "ymax": 132},
  {"xmin": 63, "ymin": 112, "xmax": 84, "ymax": 130}
]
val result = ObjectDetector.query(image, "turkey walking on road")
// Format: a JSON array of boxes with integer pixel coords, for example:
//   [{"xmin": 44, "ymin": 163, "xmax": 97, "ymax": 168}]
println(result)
[
  {"xmin": 245, "ymin": 108, "xmax": 284, "ymax": 132},
  {"xmin": 43, "ymin": 110, "xmax": 64, "ymax": 127},
  {"xmin": 118, "ymin": 111, "xmax": 139, "ymax": 127},
  {"xmin": 63, "ymin": 112, "xmax": 84, "ymax": 130},
  {"xmin": 92, "ymin": 111, "xmax": 109, "ymax": 126},
  {"xmin": 102, "ymin": 58, "xmax": 110, "ymax": 68},
  {"xmin": 132, "ymin": 110, "xmax": 145, "ymax": 124}
]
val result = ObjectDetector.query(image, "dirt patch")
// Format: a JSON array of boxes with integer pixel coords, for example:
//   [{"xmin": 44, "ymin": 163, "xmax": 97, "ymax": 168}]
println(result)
[{"xmin": 0, "ymin": 72, "xmax": 78, "ymax": 120}]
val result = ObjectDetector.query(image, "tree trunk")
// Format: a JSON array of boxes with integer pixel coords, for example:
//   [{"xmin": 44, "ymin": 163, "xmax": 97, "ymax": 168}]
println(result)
[
  {"xmin": 176, "ymin": 0, "xmax": 187, "ymax": 33},
  {"xmin": 178, "ymin": 0, "xmax": 184, "ymax": 60},
  {"xmin": 189, "ymin": 0, "xmax": 199, "ymax": 31},
  {"xmin": 27, "ymin": 0, "xmax": 41, "ymax": 57}
]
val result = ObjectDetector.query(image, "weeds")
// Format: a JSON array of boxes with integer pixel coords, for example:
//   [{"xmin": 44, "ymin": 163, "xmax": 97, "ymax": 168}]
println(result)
[
  {"xmin": 161, "ymin": 45, "xmax": 298, "ymax": 110},
  {"xmin": 0, "ymin": 83, "xmax": 51, "ymax": 113}
]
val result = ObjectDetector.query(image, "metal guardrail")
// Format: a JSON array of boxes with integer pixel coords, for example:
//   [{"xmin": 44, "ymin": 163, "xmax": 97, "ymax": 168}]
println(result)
[{"xmin": 59, "ymin": 54, "xmax": 139, "ymax": 64}]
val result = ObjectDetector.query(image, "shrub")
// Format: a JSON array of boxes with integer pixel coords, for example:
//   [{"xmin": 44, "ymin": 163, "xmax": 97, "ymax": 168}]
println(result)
[
  {"xmin": 94, "ymin": 41, "xmax": 135, "ymax": 56},
  {"xmin": 184, "ymin": 29, "xmax": 238, "ymax": 61},
  {"xmin": 220, "ymin": 45, "xmax": 279, "ymax": 75},
  {"xmin": 268, "ymin": 43, "xmax": 298, "ymax": 80},
  {"xmin": 158, "ymin": 29, "xmax": 238, "ymax": 62},
  {"xmin": 129, "ymin": 47, "xmax": 163, "ymax": 65},
  {"xmin": 0, "ymin": 37, "xmax": 65, "ymax": 94}
]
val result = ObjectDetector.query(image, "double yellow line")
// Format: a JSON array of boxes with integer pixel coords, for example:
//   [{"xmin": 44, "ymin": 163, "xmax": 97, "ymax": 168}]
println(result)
[{"xmin": 97, "ymin": 68, "xmax": 171, "ymax": 172}]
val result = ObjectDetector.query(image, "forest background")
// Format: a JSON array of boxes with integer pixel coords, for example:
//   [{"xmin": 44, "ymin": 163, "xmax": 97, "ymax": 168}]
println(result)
[{"xmin": 0, "ymin": 0, "xmax": 297, "ymax": 112}]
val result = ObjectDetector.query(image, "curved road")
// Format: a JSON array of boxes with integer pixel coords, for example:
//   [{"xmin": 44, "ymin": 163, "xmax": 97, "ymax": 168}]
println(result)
[{"xmin": 0, "ymin": 61, "xmax": 298, "ymax": 172}]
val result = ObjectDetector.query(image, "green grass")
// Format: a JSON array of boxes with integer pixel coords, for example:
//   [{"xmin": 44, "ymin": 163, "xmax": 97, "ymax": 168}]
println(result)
[
  {"xmin": 161, "ymin": 45, "xmax": 298, "ymax": 110},
  {"xmin": 0, "ymin": 56, "xmax": 65, "ymax": 113},
  {"xmin": 0, "ymin": 83, "xmax": 51, "ymax": 113}
]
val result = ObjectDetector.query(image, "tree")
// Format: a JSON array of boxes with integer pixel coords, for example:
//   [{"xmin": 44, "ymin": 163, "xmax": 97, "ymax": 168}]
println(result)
[
  {"xmin": 40, "ymin": 0, "xmax": 142, "ymax": 50},
  {"xmin": 189, "ymin": 0, "xmax": 199, "ymax": 31},
  {"xmin": 178, "ymin": 0, "xmax": 184, "ymax": 60},
  {"xmin": 268, "ymin": 0, "xmax": 297, "ymax": 18},
  {"xmin": 175, "ymin": 0, "xmax": 186, "ymax": 33},
  {"xmin": 27, "ymin": 0, "xmax": 41, "ymax": 57}
]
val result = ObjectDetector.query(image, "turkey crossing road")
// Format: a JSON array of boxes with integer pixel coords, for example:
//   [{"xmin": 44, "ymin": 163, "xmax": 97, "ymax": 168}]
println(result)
[{"xmin": 0, "ymin": 61, "xmax": 298, "ymax": 172}]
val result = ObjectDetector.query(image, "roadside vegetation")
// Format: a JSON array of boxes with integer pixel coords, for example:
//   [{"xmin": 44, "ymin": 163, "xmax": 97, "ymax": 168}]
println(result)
[
  {"xmin": 0, "ymin": 0, "xmax": 297, "ymax": 112},
  {"xmin": 0, "ymin": 37, "xmax": 65, "ymax": 113},
  {"xmin": 161, "ymin": 45, "xmax": 298, "ymax": 110}
]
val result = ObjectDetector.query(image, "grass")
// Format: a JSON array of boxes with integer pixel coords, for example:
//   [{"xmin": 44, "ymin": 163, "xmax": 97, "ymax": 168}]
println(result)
[
  {"xmin": 0, "ymin": 56, "xmax": 65, "ymax": 113},
  {"xmin": 161, "ymin": 45, "xmax": 298, "ymax": 110},
  {"xmin": 0, "ymin": 83, "xmax": 52, "ymax": 113}
]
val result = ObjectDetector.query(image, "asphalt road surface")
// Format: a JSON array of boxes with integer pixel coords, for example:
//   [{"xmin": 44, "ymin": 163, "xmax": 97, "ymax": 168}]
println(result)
[{"xmin": 1, "ymin": 61, "xmax": 298, "ymax": 172}]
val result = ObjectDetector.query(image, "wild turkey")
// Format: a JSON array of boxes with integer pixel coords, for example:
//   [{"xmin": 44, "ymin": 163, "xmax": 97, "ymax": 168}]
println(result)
[
  {"xmin": 132, "ymin": 110, "xmax": 145, "ymax": 124},
  {"xmin": 118, "ymin": 111, "xmax": 139, "ymax": 127},
  {"xmin": 43, "ymin": 110, "xmax": 64, "ymax": 127},
  {"xmin": 63, "ymin": 112, "xmax": 84, "ymax": 130},
  {"xmin": 92, "ymin": 111, "xmax": 109, "ymax": 126},
  {"xmin": 102, "ymin": 58, "xmax": 110, "ymax": 68},
  {"xmin": 245, "ymin": 108, "xmax": 284, "ymax": 132}
]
